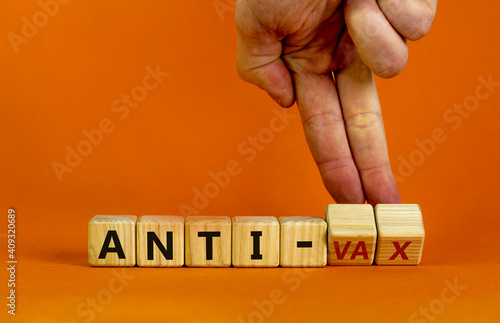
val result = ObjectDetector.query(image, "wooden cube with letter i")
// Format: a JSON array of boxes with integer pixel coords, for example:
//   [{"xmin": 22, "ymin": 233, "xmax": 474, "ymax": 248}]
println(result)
[
  {"xmin": 137, "ymin": 215, "xmax": 184, "ymax": 267},
  {"xmin": 374, "ymin": 204, "xmax": 425, "ymax": 265},
  {"xmin": 232, "ymin": 216, "xmax": 279, "ymax": 267},
  {"xmin": 326, "ymin": 204, "xmax": 377, "ymax": 265},
  {"xmin": 279, "ymin": 216, "xmax": 327, "ymax": 267},
  {"xmin": 88, "ymin": 215, "xmax": 137, "ymax": 266},
  {"xmin": 185, "ymin": 216, "xmax": 231, "ymax": 267}
]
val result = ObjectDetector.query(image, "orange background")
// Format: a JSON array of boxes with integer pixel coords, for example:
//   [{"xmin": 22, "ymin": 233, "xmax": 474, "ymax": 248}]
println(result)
[{"xmin": 1, "ymin": 1, "xmax": 499, "ymax": 322}]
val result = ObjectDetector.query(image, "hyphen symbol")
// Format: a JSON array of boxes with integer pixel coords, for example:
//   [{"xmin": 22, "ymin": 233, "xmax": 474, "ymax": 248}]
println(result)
[{"xmin": 297, "ymin": 241, "xmax": 313, "ymax": 248}]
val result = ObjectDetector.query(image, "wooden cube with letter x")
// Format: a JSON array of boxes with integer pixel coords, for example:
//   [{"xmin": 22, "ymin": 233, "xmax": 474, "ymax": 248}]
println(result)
[
  {"xmin": 279, "ymin": 216, "xmax": 327, "ymax": 267},
  {"xmin": 374, "ymin": 204, "xmax": 425, "ymax": 265},
  {"xmin": 232, "ymin": 216, "xmax": 279, "ymax": 267},
  {"xmin": 88, "ymin": 215, "xmax": 137, "ymax": 266},
  {"xmin": 137, "ymin": 216, "xmax": 184, "ymax": 267},
  {"xmin": 326, "ymin": 204, "xmax": 377, "ymax": 265},
  {"xmin": 185, "ymin": 216, "xmax": 231, "ymax": 267}
]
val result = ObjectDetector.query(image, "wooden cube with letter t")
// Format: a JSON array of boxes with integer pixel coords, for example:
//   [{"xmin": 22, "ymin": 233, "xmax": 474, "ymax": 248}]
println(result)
[
  {"xmin": 374, "ymin": 204, "xmax": 425, "ymax": 265},
  {"xmin": 326, "ymin": 204, "xmax": 377, "ymax": 265},
  {"xmin": 88, "ymin": 215, "xmax": 137, "ymax": 266},
  {"xmin": 185, "ymin": 216, "xmax": 231, "ymax": 267},
  {"xmin": 232, "ymin": 216, "xmax": 279, "ymax": 267},
  {"xmin": 279, "ymin": 216, "xmax": 327, "ymax": 267},
  {"xmin": 137, "ymin": 216, "xmax": 184, "ymax": 267}
]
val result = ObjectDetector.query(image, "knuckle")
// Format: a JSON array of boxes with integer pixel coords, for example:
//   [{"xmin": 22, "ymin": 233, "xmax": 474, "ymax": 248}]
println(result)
[
  {"xmin": 376, "ymin": 50, "xmax": 408, "ymax": 79},
  {"xmin": 302, "ymin": 112, "xmax": 343, "ymax": 129},
  {"xmin": 235, "ymin": 62, "xmax": 250, "ymax": 82},
  {"xmin": 316, "ymin": 156, "xmax": 355, "ymax": 172},
  {"xmin": 359, "ymin": 162, "xmax": 392, "ymax": 177},
  {"xmin": 345, "ymin": 112, "xmax": 382, "ymax": 130},
  {"xmin": 406, "ymin": 10, "xmax": 435, "ymax": 40}
]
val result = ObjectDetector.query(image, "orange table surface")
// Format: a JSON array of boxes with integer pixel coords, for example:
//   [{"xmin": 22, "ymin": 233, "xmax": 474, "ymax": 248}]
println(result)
[{"xmin": 1, "ymin": 1, "xmax": 500, "ymax": 322}]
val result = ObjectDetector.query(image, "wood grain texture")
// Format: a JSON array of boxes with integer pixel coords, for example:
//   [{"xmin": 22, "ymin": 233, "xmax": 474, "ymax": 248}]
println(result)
[
  {"xmin": 232, "ymin": 216, "xmax": 279, "ymax": 267},
  {"xmin": 137, "ymin": 216, "xmax": 184, "ymax": 267},
  {"xmin": 374, "ymin": 204, "xmax": 425, "ymax": 265},
  {"xmin": 326, "ymin": 204, "xmax": 377, "ymax": 265},
  {"xmin": 185, "ymin": 216, "xmax": 231, "ymax": 267},
  {"xmin": 88, "ymin": 215, "xmax": 137, "ymax": 266},
  {"xmin": 279, "ymin": 216, "xmax": 327, "ymax": 267}
]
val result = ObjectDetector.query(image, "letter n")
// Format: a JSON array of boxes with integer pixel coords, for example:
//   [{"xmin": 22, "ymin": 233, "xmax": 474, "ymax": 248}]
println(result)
[{"xmin": 147, "ymin": 231, "xmax": 173, "ymax": 260}]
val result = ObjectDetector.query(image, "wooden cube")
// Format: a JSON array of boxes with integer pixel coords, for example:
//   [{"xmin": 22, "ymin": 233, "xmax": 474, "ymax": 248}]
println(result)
[
  {"xmin": 374, "ymin": 204, "xmax": 425, "ymax": 265},
  {"xmin": 185, "ymin": 216, "xmax": 231, "ymax": 267},
  {"xmin": 137, "ymin": 216, "xmax": 184, "ymax": 267},
  {"xmin": 232, "ymin": 216, "xmax": 279, "ymax": 267},
  {"xmin": 326, "ymin": 204, "xmax": 377, "ymax": 265},
  {"xmin": 88, "ymin": 215, "xmax": 137, "ymax": 266},
  {"xmin": 279, "ymin": 216, "xmax": 327, "ymax": 267}
]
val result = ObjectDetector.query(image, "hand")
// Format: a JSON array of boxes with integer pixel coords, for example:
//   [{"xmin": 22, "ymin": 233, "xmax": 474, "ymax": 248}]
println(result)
[{"xmin": 235, "ymin": 0, "xmax": 436, "ymax": 205}]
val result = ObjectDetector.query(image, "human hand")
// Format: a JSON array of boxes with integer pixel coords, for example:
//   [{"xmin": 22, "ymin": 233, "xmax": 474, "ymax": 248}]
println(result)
[{"xmin": 235, "ymin": 0, "xmax": 436, "ymax": 205}]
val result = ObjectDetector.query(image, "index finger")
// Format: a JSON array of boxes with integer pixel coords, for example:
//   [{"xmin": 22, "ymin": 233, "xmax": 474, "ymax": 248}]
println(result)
[
  {"xmin": 335, "ymin": 44, "xmax": 401, "ymax": 205},
  {"xmin": 293, "ymin": 72, "xmax": 366, "ymax": 204}
]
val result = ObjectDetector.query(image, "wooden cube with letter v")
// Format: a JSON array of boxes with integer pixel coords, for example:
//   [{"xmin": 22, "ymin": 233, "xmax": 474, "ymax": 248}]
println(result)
[
  {"xmin": 279, "ymin": 216, "xmax": 327, "ymax": 267},
  {"xmin": 137, "ymin": 215, "xmax": 184, "ymax": 267},
  {"xmin": 232, "ymin": 216, "xmax": 279, "ymax": 267},
  {"xmin": 88, "ymin": 215, "xmax": 137, "ymax": 266},
  {"xmin": 374, "ymin": 204, "xmax": 425, "ymax": 265},
  {"xmin": 326, "ymin": 204, "xmax": 377, "ymax": 265},
  {"xmin": 185, "ymin": 216, "xmax": 231, "ymax": 267}
]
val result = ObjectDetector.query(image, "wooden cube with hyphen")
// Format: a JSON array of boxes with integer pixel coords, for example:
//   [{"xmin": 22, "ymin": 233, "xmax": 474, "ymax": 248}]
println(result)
[{"xmin": 279, "ymin": 216, "xmax": 327, "ymax": 267}]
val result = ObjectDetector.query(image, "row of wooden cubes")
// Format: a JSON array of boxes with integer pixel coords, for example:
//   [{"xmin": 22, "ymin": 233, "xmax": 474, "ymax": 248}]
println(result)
[{"xmin": 88, "ymin": 204, "xmax": 425, "ymax": 267}]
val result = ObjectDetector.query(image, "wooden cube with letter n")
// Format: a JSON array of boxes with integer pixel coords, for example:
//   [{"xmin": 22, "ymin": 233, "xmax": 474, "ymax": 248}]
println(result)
[
  {"xmin": 185, "ymin": 216, "xmax": 231, "ymax": 267},
  {"xmin": 88, "ymin": 215, "xmax": 137, "ymax": 266},
  {"xmin": 137, "ymin": 216, "xmax": 184, "ymax": 267},
  {"xmin": 232, "ymin": 216, "xmax": 279, "ymax": 267},
  {"xmin": 326, "ymin": 204, "xmax": 377, "ymax": 265},
  {"xmin": 375, "ymin": 204, "xmax": 425, "ymax": 265},
  {"xmin": 279, "ymin": 216, "xmax": 327, "ymax": 267}
]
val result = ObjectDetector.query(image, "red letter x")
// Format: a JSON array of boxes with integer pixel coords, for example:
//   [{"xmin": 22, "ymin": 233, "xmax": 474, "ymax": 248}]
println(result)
[{"xmin": 389, "ymin": 241, "xmax": 411, "ymax": 260}]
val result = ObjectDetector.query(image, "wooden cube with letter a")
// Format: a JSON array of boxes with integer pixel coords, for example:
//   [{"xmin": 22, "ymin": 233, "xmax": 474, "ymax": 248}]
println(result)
[
  {"xmin": 88, "ymin": 215, "xmax": 137, "ymax": 266},
  {"xmin": 279, "ymin": 216, "xmax": 327, "ymax": 267},
  {"xmin": 232, "ymin": 216, "xmax": 279, "ymax": 267},
  {"xmin": 137, "ymin": 216, "xmax": 184, "ymax": 267},
  {"xmin": 185, "ymin": 216, "xmax": 231, "ymax": 267},
  {"xmin": 375, "ymin": 204, "xmax": 425, "ymax": 265},
  {"xmin": 326, "ymin": 204, "xmax": 377, "ymax": 265}
]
